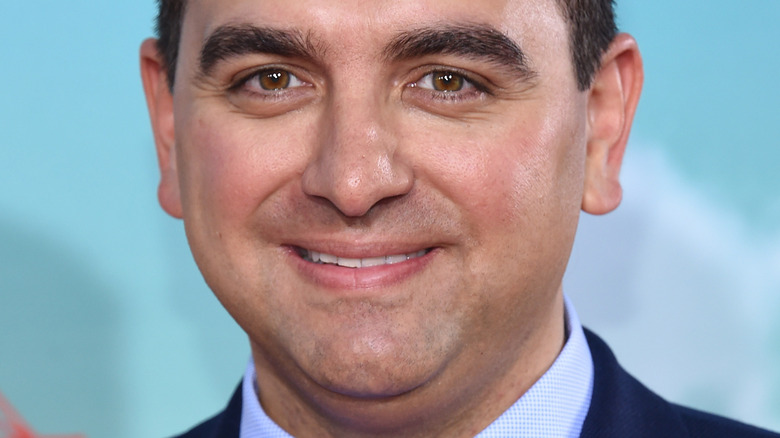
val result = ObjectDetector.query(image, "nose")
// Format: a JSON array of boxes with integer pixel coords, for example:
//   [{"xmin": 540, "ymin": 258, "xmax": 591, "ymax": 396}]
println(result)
[{"xmin": 301, "ymin": 93, "xmax": 413, "ymax": 217}]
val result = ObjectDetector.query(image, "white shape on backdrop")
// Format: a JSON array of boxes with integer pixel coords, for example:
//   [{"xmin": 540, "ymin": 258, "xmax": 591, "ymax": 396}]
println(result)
[{"xmin": 565, "ymin": 143, "xmax": 780, "ymax": 431}]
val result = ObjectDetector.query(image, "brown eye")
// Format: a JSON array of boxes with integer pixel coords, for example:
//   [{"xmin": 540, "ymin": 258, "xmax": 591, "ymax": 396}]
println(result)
[
  {"xmin": 432, "ymin": 72, "xmax": 464, "ymax": 92},
  {"xmin": 258, "ymin": 70, "xmax": 291, "ymax": 90},
  {"xmin": 413, "ymin": 70, "xmax": 479, "ymax": 94}
]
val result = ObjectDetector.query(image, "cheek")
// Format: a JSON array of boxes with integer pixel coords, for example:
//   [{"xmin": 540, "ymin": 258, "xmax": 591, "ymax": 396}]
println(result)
[
  {"xmin": 417, "ymin": 109, "xmax": 586, "ymax": 236},
  {"xmin": 177, "ymin": 110, "xmax": 312, "ymax": 226},
  {"xmin": 505, "ymin": 105, "xmax": 588, "ymax": 220}
]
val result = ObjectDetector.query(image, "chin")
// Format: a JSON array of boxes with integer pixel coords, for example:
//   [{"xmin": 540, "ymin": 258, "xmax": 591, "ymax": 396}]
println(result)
[
  {"xmin": 321, "ymin": 375, "xmax": 424, "ymax": 399},
  {"xmin": 300, "ymin": 331, "xmax": 452, "ymax": 400},
  {"xmin": 322, "ymin": 359, "xmax": 430, "ymax": 398}
]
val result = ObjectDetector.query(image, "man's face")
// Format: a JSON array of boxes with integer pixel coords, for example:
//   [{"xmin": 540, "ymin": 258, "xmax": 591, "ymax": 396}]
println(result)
[{"xmin": 160, "ymin": 0, "xmax": 594, "ymax": 417}]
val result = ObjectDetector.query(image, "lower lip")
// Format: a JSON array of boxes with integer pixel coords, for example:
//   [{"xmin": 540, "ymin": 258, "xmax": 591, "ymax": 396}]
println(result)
[{"xmin": 286, "ymin": 247, "xmax": 437, "ymax": 292}]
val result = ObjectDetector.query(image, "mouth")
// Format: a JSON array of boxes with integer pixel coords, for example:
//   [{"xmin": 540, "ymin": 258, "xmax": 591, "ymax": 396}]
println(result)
[{"xmin": 295, "ymin": 247, "xmax": 432, "ymax": 269}]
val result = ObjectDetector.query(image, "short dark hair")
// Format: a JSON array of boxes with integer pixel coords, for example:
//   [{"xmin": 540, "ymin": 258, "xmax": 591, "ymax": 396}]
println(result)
[
  {"xmin": 154, "ymin": 0, "xmax": 616, "ymax": 91},
  {"xmin": 556, "ymin": 0, "xmax": 618, "ymax": 91},
  {"xmin": 154, "ymin": 0, "xmax": 186, "ymax": 90}
]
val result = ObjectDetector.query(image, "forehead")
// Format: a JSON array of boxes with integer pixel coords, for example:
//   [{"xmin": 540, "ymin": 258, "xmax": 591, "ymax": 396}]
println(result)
[{"xmin": 181, "ymin": 0, "xmax": 568, "ymax": 60}]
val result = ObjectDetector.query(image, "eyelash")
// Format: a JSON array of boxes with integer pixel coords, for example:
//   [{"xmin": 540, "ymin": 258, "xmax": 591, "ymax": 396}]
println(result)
[
  {"xmin": 229, "ymin": 67, "xmax": 308, "ymax": 98},
  {"xmin": 226, "ymin": 66, "xmax": 492, "ymax": 106},
  {"xmin": 409, "ymin": 68, "xmax": 493, "ymax": 102}
]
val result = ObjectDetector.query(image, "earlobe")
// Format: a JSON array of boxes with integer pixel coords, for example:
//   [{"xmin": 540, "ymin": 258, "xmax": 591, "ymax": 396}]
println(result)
[
  {"xmin": 582, "ymin": 33, "xmax": 643, "ymax": 215},
  {"xmin": 140, "ymin": 38, "xmax": 183, "ymax": 219}
]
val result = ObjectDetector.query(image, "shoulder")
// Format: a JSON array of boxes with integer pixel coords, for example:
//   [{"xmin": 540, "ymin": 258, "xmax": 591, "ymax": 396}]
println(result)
[
  {"xmin": 170, "ymin": 383, "xmax": 243, "ymax": 438},
  {"xmin": 172, "ymin": 414, "xmax": 222, "ymax": 438},
  {"xmin": 673, "ymin": 404, "xmax": 780, "ymax": 438},
  {"xmin": 581, "ymin": 329, "xmax": 779, "ymax": 438}
]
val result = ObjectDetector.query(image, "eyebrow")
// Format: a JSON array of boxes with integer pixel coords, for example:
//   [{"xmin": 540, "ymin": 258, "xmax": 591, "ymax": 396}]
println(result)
[
  {"xmin": 199, "ymin": 24, "xmax": 322, "ymax": 76},
  {"xmin": 198, "ymin": 22, "xmax": 535, "ymax": 80},
  {"xmin": 385, "ymin": 24, "xmax": 536, "ymax": 78}
]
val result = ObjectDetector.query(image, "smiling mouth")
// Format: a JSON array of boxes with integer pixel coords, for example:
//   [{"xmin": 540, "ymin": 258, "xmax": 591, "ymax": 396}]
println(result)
[{"xmin": 295, "ymin": 247, "xmax": 432, "ymax": 268}]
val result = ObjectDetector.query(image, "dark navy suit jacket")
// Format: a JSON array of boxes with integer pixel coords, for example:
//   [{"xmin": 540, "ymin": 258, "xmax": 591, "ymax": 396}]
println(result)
[{"xmin": 174, "ymin": 330, "xmax": 779, "ymax": 437}]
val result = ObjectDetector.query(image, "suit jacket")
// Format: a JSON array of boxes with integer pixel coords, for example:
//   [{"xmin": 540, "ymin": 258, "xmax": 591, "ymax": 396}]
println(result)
[{"xmin": 174, "ymin": 329, "xmax": 779, "ymax": 437}]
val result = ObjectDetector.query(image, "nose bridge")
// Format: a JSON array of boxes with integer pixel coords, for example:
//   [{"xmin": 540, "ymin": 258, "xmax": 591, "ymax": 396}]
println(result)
[
  {"xmin": 302, "ymin": 80, "xmax": 413, "ymax": 217},
  {"xmin": 332, "ymin": 86, "xmax": 386, "ymax": 157}
]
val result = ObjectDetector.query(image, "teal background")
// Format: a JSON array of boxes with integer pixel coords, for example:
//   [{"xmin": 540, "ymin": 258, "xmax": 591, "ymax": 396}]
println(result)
[{"xmin": 1, "ymin": 2, "xmax": 778, "ymax": 436}]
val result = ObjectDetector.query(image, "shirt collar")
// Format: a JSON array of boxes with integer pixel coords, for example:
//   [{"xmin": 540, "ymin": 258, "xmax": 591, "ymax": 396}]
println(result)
[{"xmin": 239, "ymin": 295, "xmax": 593, "ymax": 438}]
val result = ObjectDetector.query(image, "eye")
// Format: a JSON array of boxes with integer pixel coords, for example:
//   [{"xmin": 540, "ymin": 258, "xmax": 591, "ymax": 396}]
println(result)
[
  {"xmin": 226, "ymin": 66, "xmax": 316, "ymax": 117},
  {"xmin": 415, "ymin": 71, "xmax": 475, "ymax": 93},
  {"xmin": 241, "ymin": 68, "xmax": 306, "ymax": 93}
]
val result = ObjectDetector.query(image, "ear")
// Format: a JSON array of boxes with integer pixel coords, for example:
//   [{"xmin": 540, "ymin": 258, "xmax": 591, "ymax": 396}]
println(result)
[
  {"xmin": 140, "ymin": 38, "xmax": 183, "ymax": 218},
  {"xmin": 581, "ymin": 33, "xmax": 644, "ymax": 215}
]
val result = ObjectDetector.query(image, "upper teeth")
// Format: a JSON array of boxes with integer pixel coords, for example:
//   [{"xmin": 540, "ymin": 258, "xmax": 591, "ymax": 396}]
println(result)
[{"xmin": 304, "ymin": 249, "xmax": 428, "ymax": 268}]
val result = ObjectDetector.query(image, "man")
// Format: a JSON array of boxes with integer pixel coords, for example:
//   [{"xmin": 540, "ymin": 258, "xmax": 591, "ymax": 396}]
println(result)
[{"xmin": 140, "ymin": 0, "xmax": 778, "ymax": 436}]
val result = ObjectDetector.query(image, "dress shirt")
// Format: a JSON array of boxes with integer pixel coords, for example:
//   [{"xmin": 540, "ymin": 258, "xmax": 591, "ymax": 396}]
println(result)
[{"xmin": 239, "ymin": 295, "xmax": 594, "ymax": 438}]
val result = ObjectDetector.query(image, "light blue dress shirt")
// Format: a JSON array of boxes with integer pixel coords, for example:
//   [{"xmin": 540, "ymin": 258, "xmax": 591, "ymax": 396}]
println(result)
[{"xmin": 239, "ymin": 296, "xmax": 594, "ymax": 437}]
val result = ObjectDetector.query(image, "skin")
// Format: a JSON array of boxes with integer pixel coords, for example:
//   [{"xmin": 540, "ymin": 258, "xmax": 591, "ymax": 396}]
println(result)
[{"xmin": 140, "ymin": 0, "xmax": 643, "ymax": 436}]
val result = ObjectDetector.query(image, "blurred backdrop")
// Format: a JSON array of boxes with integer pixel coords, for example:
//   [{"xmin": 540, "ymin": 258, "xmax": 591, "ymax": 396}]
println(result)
[{"xmin": 1, "ymin": 1, "xmax": 778, "ymax": 436}]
